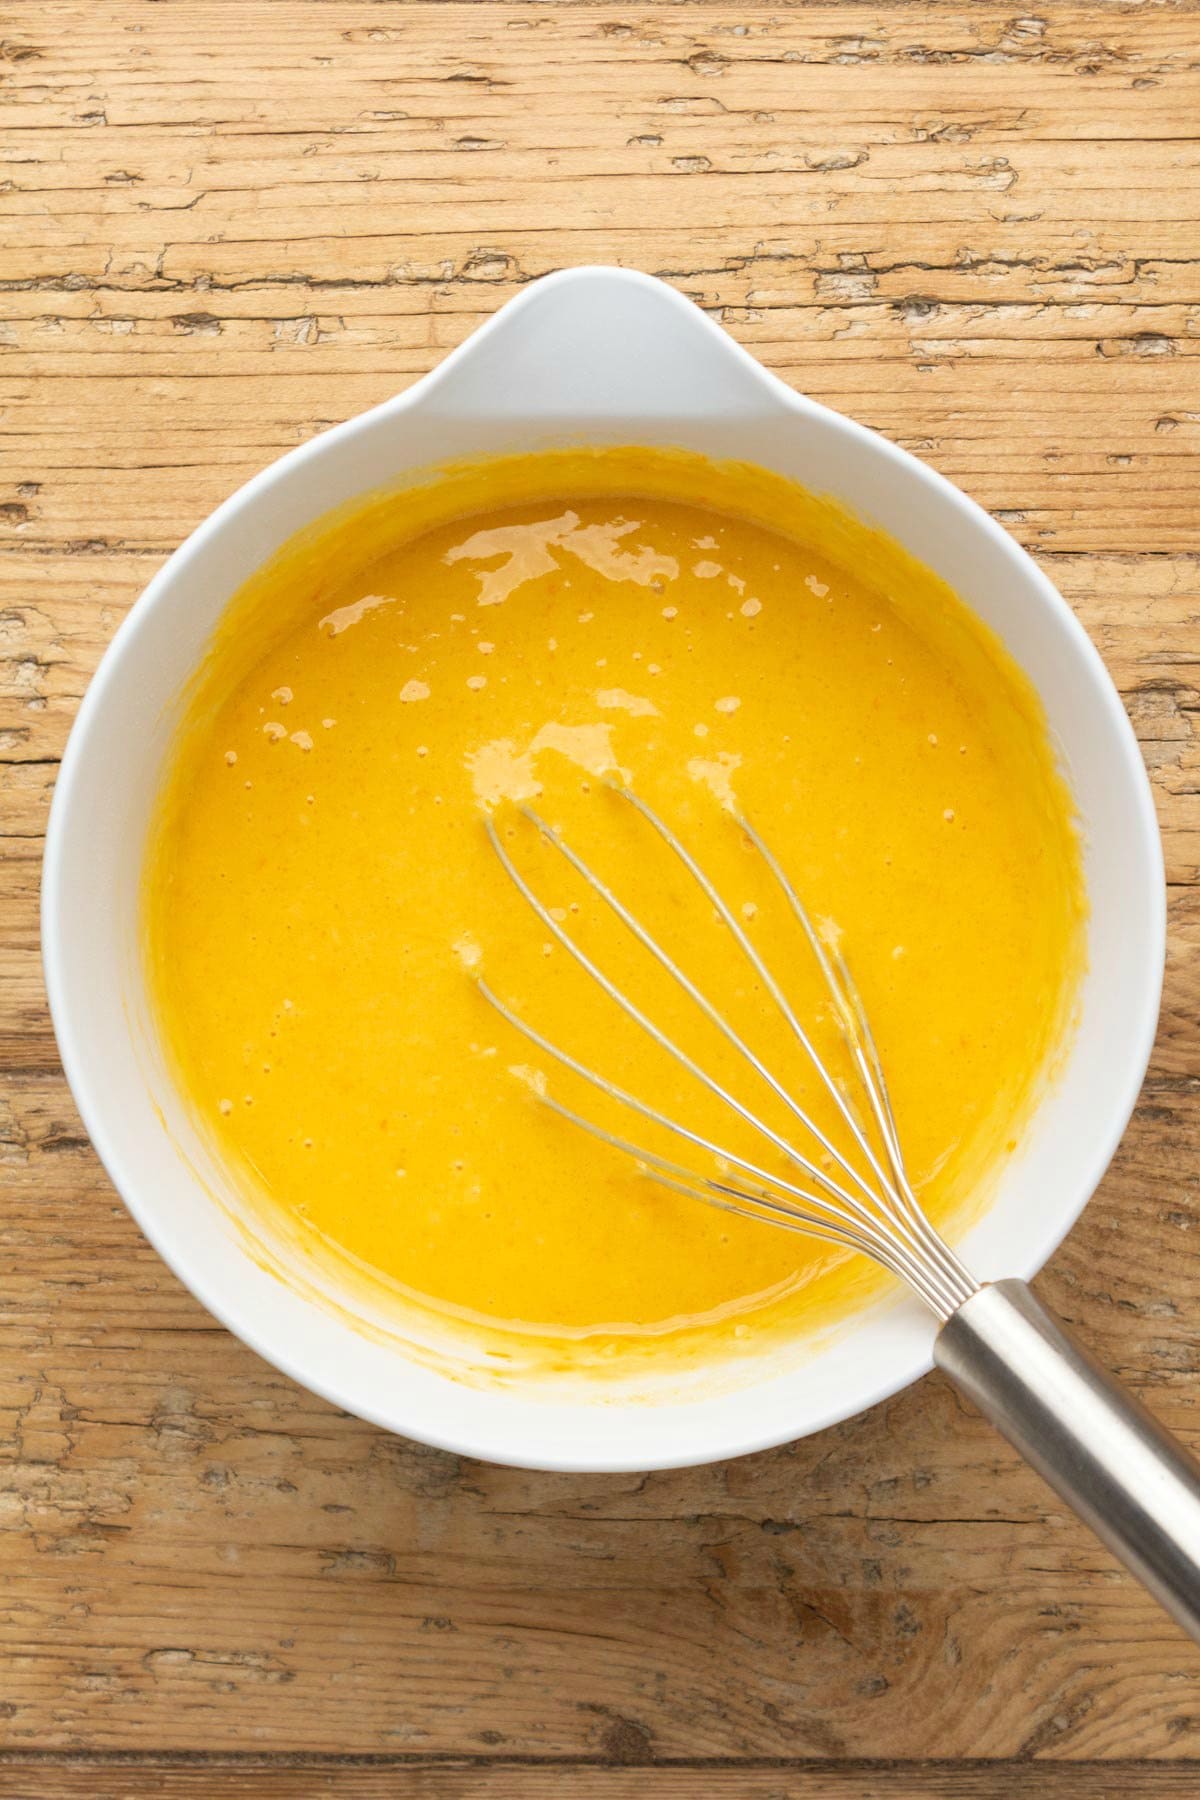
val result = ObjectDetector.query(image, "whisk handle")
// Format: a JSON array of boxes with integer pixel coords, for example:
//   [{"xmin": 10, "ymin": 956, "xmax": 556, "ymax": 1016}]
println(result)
[{"xmin": 935, "ymin": 1277, "xmax": 1200, "ymax": 1643}]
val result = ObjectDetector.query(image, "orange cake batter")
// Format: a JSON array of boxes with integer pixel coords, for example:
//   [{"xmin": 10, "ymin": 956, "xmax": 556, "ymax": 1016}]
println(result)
[{"xmin": 144, "ymin": 448, "xmax": 1085, "ymax": 1366}]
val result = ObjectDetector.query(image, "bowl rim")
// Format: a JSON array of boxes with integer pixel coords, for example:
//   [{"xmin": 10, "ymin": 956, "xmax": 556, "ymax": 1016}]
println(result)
[{"xmin": 41, "ymin": 265, "xmax": 1166, "ymax": 1471}]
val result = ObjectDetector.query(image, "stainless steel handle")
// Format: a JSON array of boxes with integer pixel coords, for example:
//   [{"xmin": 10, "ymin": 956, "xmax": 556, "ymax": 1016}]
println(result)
[{"xmin": 935, "ymin": 1278, "xmax": 1200, "ymax": 1643}]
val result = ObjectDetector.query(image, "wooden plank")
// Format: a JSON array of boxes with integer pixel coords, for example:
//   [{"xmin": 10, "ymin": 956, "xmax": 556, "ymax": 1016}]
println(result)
[
  {"xmin": 3, "ymin": 1759, "xmax": 1200, "ymax": 1800},
  {"xmin": 4, "ymin": 0, "xmax": 1200, "ymax": 1776},
  {"xmin": 4, "ymin": 7, "xmax": 1200, "ymax": 552}
]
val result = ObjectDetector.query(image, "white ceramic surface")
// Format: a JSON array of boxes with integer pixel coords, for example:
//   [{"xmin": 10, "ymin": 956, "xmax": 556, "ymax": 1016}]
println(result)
[{"xmin": 42, "ymin": 267, "xmax": 1165, "ymax": 1472}]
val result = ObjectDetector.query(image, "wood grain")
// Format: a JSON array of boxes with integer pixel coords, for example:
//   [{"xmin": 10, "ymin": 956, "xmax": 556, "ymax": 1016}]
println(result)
[
  {"xmin": 3, "ymin": 3, "xmax": 1200, "ymax": 1792},
  {"xmin": 4, "ymin": 1760, "xmax": 1200, "ymax": 1800}
]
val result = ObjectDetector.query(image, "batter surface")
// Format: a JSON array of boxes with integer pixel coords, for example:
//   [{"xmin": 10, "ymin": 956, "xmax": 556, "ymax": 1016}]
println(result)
[{"xmin": 145, "ymin": 448, "xmax": 1085, "ymax": 1365}]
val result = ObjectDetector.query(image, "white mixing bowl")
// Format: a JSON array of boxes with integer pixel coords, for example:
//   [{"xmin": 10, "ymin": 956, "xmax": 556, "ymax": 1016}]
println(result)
[{"xmin": 42, "ymin": 267, "xmax": 1164, "ymax": 1471}]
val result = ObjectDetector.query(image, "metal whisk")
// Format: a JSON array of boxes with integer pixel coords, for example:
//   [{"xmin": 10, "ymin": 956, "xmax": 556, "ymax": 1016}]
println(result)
[{"xmin": 478, "ymin": 788, "xmax": 1200, "ymax": 1643}]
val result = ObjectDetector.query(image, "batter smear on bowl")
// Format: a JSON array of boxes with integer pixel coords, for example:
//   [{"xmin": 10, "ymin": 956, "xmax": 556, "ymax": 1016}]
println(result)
[{"xmin": 144, "ymin": 448, "xmax": 1085, "ymax": 1370}]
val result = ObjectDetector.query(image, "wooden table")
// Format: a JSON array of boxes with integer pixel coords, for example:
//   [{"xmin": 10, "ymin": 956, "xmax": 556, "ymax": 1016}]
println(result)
[{"xmin": 4, "ymin": 5, "xmax": 1200, "ymax": 1794}]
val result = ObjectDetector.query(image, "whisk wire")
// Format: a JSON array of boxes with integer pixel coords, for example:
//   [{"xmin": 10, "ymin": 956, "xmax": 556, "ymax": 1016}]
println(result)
[
  {"xmin": 479, "ymin": 795, "xmax": 978, "ymax": 1322},
  {"xmin": 491, "ymin": 805, "xmax": 957, "ymax": 1286},
  {"xmin": 734, "ymin": 810, "xmax": 976, "ymax": 1298},
  {"xmin": 610, "ymin": 786, "xmax": 904, "ymax": 1210},
  {"xmin": 476, "ymin": 974, "xmax": 863, "ymax": 1227},
  {"xmin": 519, "ymin": 803, "xmax": 878, "ymax": 1210},
  {"xmin": 534, "ymin": 1088, "xmax": 959, "ymax": 1315},
  {"xmin": 484, "ymin": 816, "xmax": 868, "ymax": 1218}
]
